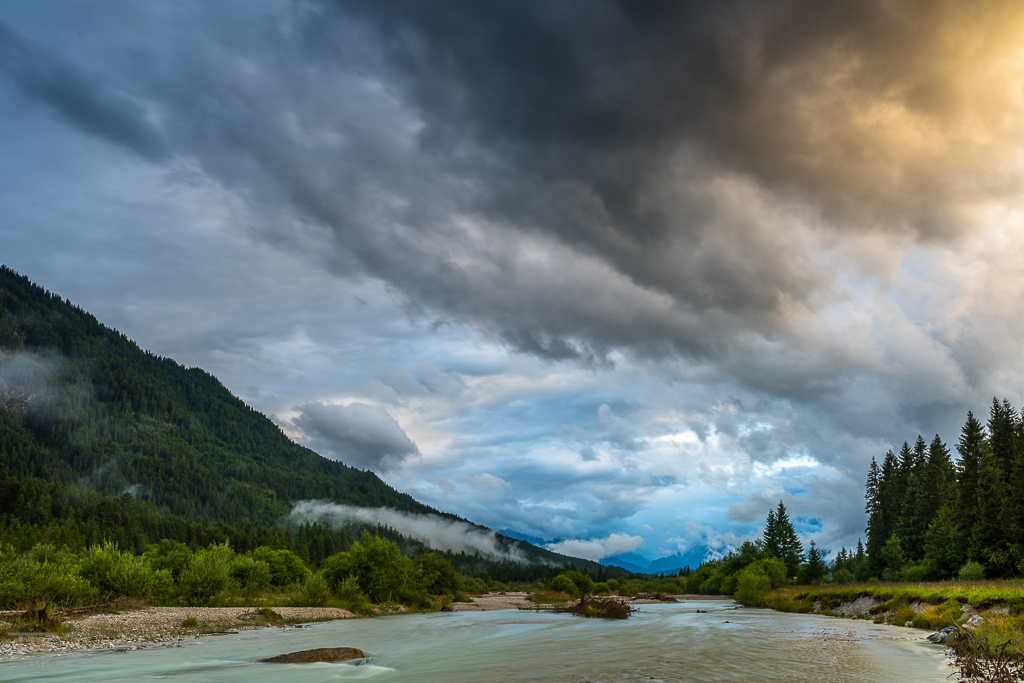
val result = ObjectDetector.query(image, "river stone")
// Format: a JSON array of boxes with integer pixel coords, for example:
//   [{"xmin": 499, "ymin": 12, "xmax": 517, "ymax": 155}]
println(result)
[
  {"xmin": 926, "ymin": 626, "xmax": 956, "ymax": 644},
  {"xmin": 261, "ymin": 647, "xmax": 365, "ymax": 663}
]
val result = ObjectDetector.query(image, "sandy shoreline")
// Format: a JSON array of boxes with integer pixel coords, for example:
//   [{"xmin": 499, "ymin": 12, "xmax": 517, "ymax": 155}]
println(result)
[{"xmin": 0, "ymin": 594, "xmax": 729, "ymax": 659}]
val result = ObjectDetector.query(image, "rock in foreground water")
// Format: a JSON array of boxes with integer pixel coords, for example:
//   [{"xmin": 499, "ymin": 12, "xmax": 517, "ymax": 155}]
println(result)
[{"xmin": 261, "ymin": 647, "xmax": 365, "ymax": 663}]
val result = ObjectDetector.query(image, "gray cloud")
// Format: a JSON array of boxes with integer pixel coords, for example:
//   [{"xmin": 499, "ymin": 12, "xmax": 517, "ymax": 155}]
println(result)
[
  {"xmin": 291, "ymin": 401, "xmax": 418, "ymax": 472},
  {"xmin": 0, "ymin": 21, "xmax": 165, "ymax": 159}
]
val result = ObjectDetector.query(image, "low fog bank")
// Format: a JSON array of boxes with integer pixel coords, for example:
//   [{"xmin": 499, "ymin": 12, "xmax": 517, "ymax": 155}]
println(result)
[{"xmin": 290, "ymin": 500, "xmax": 529, "ymax": 564}]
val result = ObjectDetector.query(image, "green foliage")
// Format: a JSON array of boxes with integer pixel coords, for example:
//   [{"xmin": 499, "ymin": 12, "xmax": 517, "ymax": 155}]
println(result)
[
  {"xmin": 959, "ymin": 561, "xmax": 986, "ymax": 581},
  {"xmin": 833, "ymin": 568, "xmax": 855, "ymax": 584},
  {"xmin": 179, "ymin": 542, "xmax": 235, "ymax": 604},
  {"xmin": 297, "ymin": 572, "xmax": 330, "ymax": 606},
  {"xmin": 900, "ymin": 559, "xmax": 936, "ymax": 582},
  {"xmin": 79, "ymin": 541, "xmax": 172, "ymax": 600},
  {"xmin": 322, "ymin": 533, "xmax": 410, "ymax": 604},
  {"xmin": 0, "ymin": 543, "xmax": 96, "ymax": 607},
  {"xmin": 413, "ymin": 553, "xmax": 459, "ymax": 595},
  {"xmin": 798, "ymin": 540, "xmax": 828, "ymax": 585},
  {"xmin": 181, "ymin": 617, "xmax": 199, "ymax": 628},
  {"xmin": 550, "ymin": 573, "xmax": 580, "ymax": 598},
  {"xmin": 251, "ymin": 547, "xmax": 310, "ymax": 587},
  {"xmin": 761, "ymin": 501, "xmax": 803, "ymax": 578},
  {"xmin": 734, "ymin": 565, "xmax": 772, "ymax": 606},
  {"xmin": 230, "ymin": 555, "xmax": 272, "ymax": 592}
]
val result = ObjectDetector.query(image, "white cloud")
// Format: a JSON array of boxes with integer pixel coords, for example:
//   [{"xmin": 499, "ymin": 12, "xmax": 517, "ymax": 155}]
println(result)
[{"xmin": 545, "ymin": 532, "xmax": 644, "ymax": 561}]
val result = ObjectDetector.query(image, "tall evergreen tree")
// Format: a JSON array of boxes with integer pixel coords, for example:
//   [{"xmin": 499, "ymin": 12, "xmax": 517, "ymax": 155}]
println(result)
[
  {"xmin": 955, "ymin": 412, "xmax": 985, "ymax": 564},
  {"xmin": 868, "ymin": 449, "xmax": 899, "ymax": 576},
  {"xmin": 923, "ymin": 435, "xmax": 955, "ymax": 518},
  {"xmin": 853, "ymin": 538, "xmax": 869, "ymax": 580},
  {"xmin": 1010, "ymin": 414, "xmax": 1024, "ymax": 551},
  {"xmin": 899, "ymin": 436, "xmax": 929, "ymax": 561},
  {"xmin": 970, "ymin": 442, "xmax": 1009, "ymax": 570},
  {"xmin": 987, "ymin": 398, "xmax": 1017, "ymax": 478},
  {"xmin": 761, "ymin": 507, "xmax": 780, "ymax": 557},
  {"xmin": 773, "ymin": 501, "xmax": 804, "ymax": 578},
  {"xmin": 800, "ymin": 540, "xmax": 827, "ymax": 584}
]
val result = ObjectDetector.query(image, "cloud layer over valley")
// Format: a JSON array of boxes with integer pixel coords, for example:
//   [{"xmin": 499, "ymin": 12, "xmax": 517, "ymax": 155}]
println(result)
[{"xmin": 6, "ymin": 0, "xmax": 1024, "ymax": 561}]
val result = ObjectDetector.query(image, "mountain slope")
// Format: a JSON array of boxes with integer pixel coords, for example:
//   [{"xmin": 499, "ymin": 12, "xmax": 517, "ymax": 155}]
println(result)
[
  {"xmin": 0, "ymin": 267, "xmax": 614, "ymax": 571},
  {"xmin": 0, "ymin": 266, "xmax": 440, "ymax": 524}
]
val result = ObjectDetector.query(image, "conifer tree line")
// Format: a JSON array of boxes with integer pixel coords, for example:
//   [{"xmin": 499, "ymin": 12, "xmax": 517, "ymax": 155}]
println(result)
[{"xmin": 864, "ymin": 398, "xmax": 1024, "ymax": 580}]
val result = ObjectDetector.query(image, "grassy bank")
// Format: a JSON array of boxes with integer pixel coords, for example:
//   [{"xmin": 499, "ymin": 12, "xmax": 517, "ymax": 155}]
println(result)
[{"xmin": 751, "ymin": 580, "xmax": 1024, "ymax": 656}]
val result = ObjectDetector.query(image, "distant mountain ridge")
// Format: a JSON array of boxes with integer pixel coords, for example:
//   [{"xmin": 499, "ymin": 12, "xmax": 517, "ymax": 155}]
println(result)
[{"xmin": 602, "ymin": 547, "xmax": 710, "ymax": 575}]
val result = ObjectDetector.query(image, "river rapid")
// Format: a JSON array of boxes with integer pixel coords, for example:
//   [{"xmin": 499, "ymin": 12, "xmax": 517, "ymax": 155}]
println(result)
[{"xmin": 0, "ymin": 600, "xmax": 950, "ymax": 682}]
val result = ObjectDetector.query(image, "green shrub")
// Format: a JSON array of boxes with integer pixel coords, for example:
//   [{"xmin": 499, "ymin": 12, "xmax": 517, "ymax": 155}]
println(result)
[
  {"xmin": 698, "ymin": 572, "xmax": 723, "ymax": 595},
  {"xmin": 959, "ymin": 561, "xmax": 986, "ymax": 581},
  {"xmin": 297, "ymin": 572, "xmax": 330, "ymax": 607},
  {"xmin": 0, "ymin": 545, "xmax": 97, "ymax": 608},
  {"xmin": 550, "ymin": 573, "xmax": 581, "ymax": 598},
  {"xmin": 179, "ymin": 543, "xmax": 234, "ymax": 604},
  {"xmin": 894, "ymin": 606, "xmax": 916, "ymax": 625},
  {"xmin": 734, "ymin": 566, "xmax": 771, "ymax": 606},
  {"xmin": 413, "ymin": 553, "xmax": 459, "ymax": 595},
  {"xmin": 230, "ymin": 556, "xmax": 272, "ymax": 592},
  {"xmin": 251, "ymin": 547, "xmax": 310, "ymax": 587},
  {"xmin": 181, "ymin": 617, "xmax": 199, "ymax": 628},
  {"xmin": 833, "ymin": 568, "xmax": 856, "ymax": 584},
  {"xmin": 901, "ymin": 560, "xmax": 936, "ymax": 582},
  {"xmin": 323, "ymin": 534, "xmax": 411, "ymax": 604},
  {"xmin": 911, "ymin": 613, "xmax": 934, "ymax": 629},
  {"xmin": 143, "ymin": 540, "xmax": 193, "ymax": 580},
  {"xmin": 257, "ymin": 607, "xmax": 282, "ymax": 622}
]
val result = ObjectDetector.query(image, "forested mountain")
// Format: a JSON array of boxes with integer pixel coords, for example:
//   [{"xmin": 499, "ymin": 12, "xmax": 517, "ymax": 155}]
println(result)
[
  {"xmin": 864, "ymin": 399, "xmax": 1024, "ymax": 579},
  {"xmin": 0, "ymin": 266, "xmax": 590, "ymax": 570}
]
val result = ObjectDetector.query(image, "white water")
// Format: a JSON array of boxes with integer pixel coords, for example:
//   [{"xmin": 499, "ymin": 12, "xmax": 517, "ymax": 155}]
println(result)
[{"xmin": 0, "ymin": 601, "xmax": 951, "ymax": 682}]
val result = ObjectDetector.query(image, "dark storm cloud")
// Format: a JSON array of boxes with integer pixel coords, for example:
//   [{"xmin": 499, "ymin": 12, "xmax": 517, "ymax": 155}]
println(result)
[
  {"xmin": 292, "ymin": 401, "xmax": 419, "ymax": 472},
  {"xmin": 0, "ymin": 21, "xmax": 165, "ymax": 159},
  {"xmin": 4, "ymin": 0, "xmax": 1020, "ymax": 390}
]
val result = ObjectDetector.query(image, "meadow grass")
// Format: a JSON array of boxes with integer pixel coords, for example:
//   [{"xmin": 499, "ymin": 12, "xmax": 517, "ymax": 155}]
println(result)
[{"xmin": 760, "ymin": 579, "xmax": 1024, "ymax": 656}]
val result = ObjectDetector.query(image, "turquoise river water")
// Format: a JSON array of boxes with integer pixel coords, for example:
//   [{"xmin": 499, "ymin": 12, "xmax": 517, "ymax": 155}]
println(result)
[{"xmin": 0, "ymin": 600, "xmax": 951, "ymax": 682}]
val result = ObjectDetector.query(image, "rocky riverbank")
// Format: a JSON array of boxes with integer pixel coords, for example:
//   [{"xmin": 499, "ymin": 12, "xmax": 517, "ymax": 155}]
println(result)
[{"xmin": 0, "ymin": 606, "xmax": 355, "ymax": 659}]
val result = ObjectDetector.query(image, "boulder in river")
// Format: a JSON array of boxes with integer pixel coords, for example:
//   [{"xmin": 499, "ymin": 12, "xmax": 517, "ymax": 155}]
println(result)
[
  {"xmin": 261, "ymin": 647, "xmax": 366, "ymax": 663},
  {"xmin": 926, "ymin": 627, "xmax": 956, "ymax": 644}
]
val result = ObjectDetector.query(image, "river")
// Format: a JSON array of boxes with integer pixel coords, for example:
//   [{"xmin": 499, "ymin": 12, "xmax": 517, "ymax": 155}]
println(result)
[{"xmin": 0, "ymin": 600, "xmax": 950, "ymax": 682}]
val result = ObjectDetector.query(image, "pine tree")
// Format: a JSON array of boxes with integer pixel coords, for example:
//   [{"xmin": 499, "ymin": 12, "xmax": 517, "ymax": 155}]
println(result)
[
  {"xmin": 773, "ymin": 501, "xmax": 804, "ymax": 578},
  {"xmin": 955, "ymin": 413, "xmax": 985, "ymax": 565},
  {"xmin": 1010, "ymin": 414, "xmax": 1024, "ymax": 550},
  {"xmin": 800, "ymin": 540, "xmax": 827, "ymax": 584},
  {"xmin": 970, "ymin": 440, "xmax": 1010, "ymax": 570},
  {"xmin": 988, "ymin": 398, "xmax": 1017, "ymax": 478},
  {"xmin": 898, "ymin": 436, "xmax": 929, "ymax": 561},
  {"xmin": 853, "ymin": 538, "xmax": 869, "ymax": 581},
  {"xmin": 868, "ymin": 450, "xmax": 898, "ymax": 577},
  {"xmin": 761, "ymin": 507, "xmax": 780, "ymax": 558},
  {"xmin": 923, "ymin": 435, "xmax": 955, "ymax": 520},
  {"xmin": 924, "ymin": 505, "xmax": 962, "ymax": 578}
]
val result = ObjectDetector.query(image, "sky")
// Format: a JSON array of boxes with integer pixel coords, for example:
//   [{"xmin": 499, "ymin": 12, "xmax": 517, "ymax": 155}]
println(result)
[{"xmin": 4, "ymin": 0, "xmax": 1024, "ymax": 564}]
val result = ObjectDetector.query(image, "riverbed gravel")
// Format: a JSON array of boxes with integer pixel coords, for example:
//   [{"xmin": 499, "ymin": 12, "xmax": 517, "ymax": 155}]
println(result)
[{"xmin": 1, "ymin": 606, "xmax": 355, "ymax": 659}]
